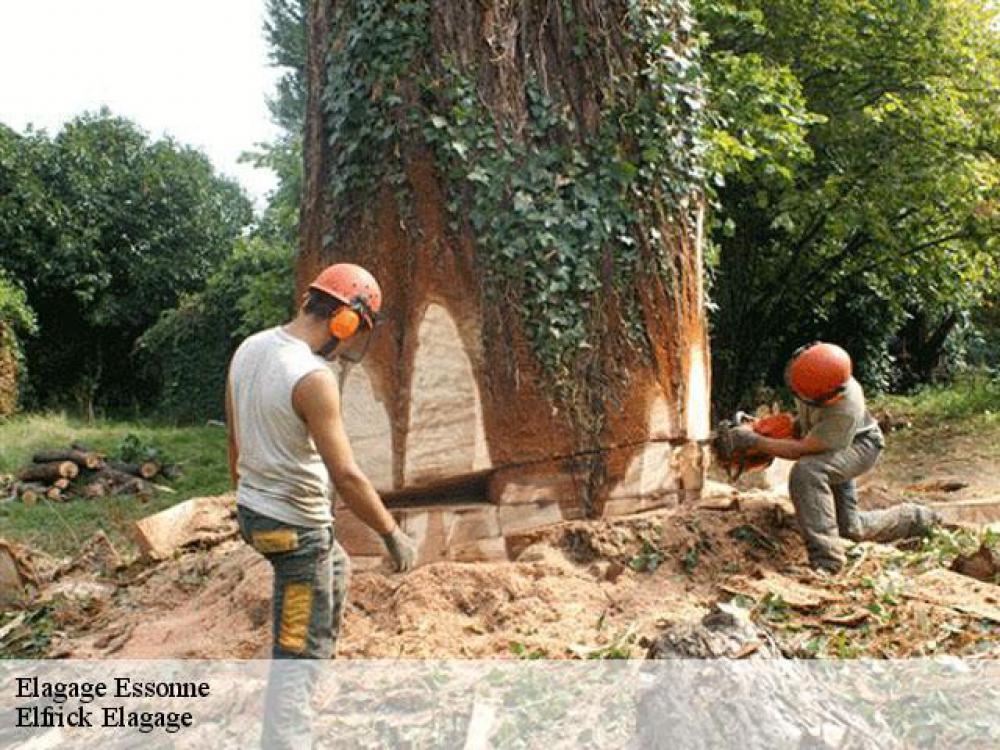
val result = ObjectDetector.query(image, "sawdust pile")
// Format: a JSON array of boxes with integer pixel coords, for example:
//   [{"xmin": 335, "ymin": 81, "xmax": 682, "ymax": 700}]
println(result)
[{"xmin": 15, "ymin": 492, "xmax": 994, "ymax": 661}]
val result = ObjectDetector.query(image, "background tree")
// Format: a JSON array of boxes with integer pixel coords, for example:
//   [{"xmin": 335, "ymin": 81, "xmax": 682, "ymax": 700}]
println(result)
[
  {"xmin": 140, "ymin": 0, "xmax": 306, "ymax": 420},
  {"xmin": 0, "ymin": 113, "xmax": 252, "ymax": 412},
  {"xmin": 698, "ymin": 0, "xmax": 1000, "ymax": 411},
  {"xmin": 0, "ymin": 272, "xmax": 37, "ymax": 417}
]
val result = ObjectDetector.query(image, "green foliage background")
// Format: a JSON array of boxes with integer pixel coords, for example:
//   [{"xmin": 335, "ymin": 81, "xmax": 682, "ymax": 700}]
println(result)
[
  {"xmin": 138, "ymin": 0, "xmax": 304, "ymax": 421},
  {"xmin": 0, "ymin": 272, "xmax": 38, "ymax": 416},
  {"xmin": 0, "ymin": 113, "xmax": 253, "ymax": 412},
  {"xmin": 698, "ymin": 0, "xmax": 999, "ymax": 410},
  {"xmin": 0, "ymin": 0, "xmax": 997, "ymax": 422}
]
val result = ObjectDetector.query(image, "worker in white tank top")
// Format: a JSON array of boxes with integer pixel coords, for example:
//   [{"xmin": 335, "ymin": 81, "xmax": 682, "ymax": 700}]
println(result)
[
  {"xmin": 227, "ymin": 263, "xmax": 417, "ymax": 748},
  {"xmin": 226, "ymin": 263, "xmax": 416, "ymax": 658}
]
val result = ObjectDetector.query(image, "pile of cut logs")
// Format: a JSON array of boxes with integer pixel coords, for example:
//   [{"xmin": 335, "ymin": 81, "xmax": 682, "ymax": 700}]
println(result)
[{"xmin": 7, "ymin": 443, "xmax": 180, "ymax": 505}]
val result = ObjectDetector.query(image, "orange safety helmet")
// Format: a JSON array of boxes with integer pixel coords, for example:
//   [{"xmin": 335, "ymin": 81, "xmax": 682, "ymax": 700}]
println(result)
[
  {"xmin": 785, "ymin": 342, "xmax": 852, "ymax": 405},
  {"xmin": 308, "ymin": 263, "xmax": 383, "ymax": 332}
]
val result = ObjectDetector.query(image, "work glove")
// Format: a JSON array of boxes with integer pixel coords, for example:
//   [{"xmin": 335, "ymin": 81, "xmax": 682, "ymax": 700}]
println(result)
[
  {"xmin": 381, "ymin": 525, "xmax": 418, "ymax": 572},
  {"xmin": 728, "ymin": 424, "xmax": 761, "ymax": 452}
]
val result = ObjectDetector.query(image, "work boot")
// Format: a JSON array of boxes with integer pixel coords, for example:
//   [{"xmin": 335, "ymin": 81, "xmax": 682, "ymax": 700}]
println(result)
[
  {"xmin": 914, "ymin": 505, "xmax": 943, "ymax": 535},
  {"xmin": 848, "ymin": 502, "xmax": 941, "ymax": 543}
]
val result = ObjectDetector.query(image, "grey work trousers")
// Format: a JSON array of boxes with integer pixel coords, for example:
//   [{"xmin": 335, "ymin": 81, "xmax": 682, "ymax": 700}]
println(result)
[
  {"xmin": 788, "ymin": 430, "xmax": 936, "ymax": 572},
  {"xmin": 237, "ymin": 505, "xmax": 350, "ymax": 750}
]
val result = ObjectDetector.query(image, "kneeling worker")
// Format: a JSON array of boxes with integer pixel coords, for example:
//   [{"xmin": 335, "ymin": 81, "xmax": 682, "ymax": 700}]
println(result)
[
  {"xmin": 728, "ymin": 342, "xmax": 938, "ymax": 573},
  {"xmin": 226, "ymin": 262, "xmax": 417, "ymax": 660}
]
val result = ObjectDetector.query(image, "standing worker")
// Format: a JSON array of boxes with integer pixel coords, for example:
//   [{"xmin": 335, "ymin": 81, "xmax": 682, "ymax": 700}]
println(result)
[
  {"xmin": 226, "ymin": 262, "xmax": 416, "ymax": 747},
  {"xmin": 727, "ymin": 342, "xmax": 938, "ymax": 573}
]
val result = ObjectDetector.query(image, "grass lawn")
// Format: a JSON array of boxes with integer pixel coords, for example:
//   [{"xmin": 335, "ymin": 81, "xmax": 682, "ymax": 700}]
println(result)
[
  {"xmin": 871, "ymin": 377, "xmax": 1000, "ymax": 459},
  {"xmin": 0, "ymin": 413, "xmax": 230, "ymax": 558}
]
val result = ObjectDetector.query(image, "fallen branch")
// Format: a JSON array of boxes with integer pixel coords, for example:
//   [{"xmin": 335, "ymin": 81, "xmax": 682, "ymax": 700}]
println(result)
[
  {"xmin": 0, "ymin": 612, "xmax": 26, "ymax": 643},
  {"xmin": 161, "ymin": 464, "xmax": 184, "ymax": 481}
]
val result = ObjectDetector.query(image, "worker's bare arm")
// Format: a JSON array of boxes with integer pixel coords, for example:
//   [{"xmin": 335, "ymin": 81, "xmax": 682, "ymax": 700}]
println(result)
[
  {"xmin": 293, "ymin": 369, "xmax": 396, "ymax": 536},
  {"xmin": 755, "ymin": 433, "xmax": 830, "ymax": 460},
  {"xmin": 225, "ymin": 375, "xmax": 239, "ymax": 487}
]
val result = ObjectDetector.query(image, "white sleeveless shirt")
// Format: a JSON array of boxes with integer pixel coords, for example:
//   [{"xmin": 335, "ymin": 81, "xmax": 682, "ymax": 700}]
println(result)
[{"xmin": 229, "ymin": 326, "xmax": 333, "ymax": 527}]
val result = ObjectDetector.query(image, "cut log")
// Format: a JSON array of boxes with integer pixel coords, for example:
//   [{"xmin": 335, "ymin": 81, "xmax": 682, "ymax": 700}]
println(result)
[
  {"xmin": 19, "ymin": 483, "xmax": 45, "ymax": 506},
  {"xmin": 79, "ymin": 468, "xmax": 152, "ymax": 499},
  {"xmin": 45, "ymin": 486, "xmax": 62, "ymax": 502},
  {"xmin": 160, "ymin": 464, "xmax": 184, "ymax": 481},
  {"xmin": 53, "ymin": 478, "xmax": 71, "ymax": 490},
  {"xmin": 82, "ymin": 482, "xmax": 107, "ymax": 500},
  {"xmin": 18, "ymin": 461, "xmax": 78, "ymax": 483},
  {"xmin": 108, "ymin": 459, "xmax": 161, "ymax": 480},
  {"xmin": 132, "ymin": 495, "xmax": 236, "ymax": 560},
  {"xmin": 32, "ymin": 449, "xmax": 104, "ymax": 470},
  {"xmin": 107, "ymin": 470, "xmax": 151, "ymax": 497}
]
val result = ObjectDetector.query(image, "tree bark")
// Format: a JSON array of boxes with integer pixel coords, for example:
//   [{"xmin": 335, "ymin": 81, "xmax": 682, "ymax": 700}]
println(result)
[{"xmin": 301, "ymin": 0, "xmax": 710, "ymax": 530}]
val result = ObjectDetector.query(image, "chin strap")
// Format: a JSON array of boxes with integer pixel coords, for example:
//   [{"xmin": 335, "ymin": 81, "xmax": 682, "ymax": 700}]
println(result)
[{"xmin": 318, "ymin": 337, "xmax": 340, "ymax": 358}]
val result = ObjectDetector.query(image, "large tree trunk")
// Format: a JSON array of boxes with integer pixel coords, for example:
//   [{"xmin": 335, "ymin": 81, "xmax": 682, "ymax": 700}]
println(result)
[{"xmin": 301, "ymin": 0, "xmax": 711, "ymax": 561}]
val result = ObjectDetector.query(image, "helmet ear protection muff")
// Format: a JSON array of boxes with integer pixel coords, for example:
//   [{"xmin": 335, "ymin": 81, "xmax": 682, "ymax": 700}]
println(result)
[
  {"xmin": 328, "ymin": 306, "xmax": 361, "ymax": 340},
  {"xmin": 318, "ymin": 298, "xmax": 376, "ymax": 359}
]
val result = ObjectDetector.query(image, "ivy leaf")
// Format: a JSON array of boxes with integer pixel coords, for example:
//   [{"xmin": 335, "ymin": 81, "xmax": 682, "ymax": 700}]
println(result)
[{"xmin": 466, "ymin": 168, "xmax": 489, "ymax": 184}]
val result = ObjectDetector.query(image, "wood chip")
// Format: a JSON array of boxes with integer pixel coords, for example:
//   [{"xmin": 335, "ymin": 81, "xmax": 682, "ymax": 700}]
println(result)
[
  {"xmin": 903, "ymin": 568, "xmax": 1000, "ymax": 623},
  {"xmin": 821, "ymin": 609, "xmax": 871, "ymax": 627},
  {"xmin": 905, "ymin": 479, "xmax": 968, "ymax": 493},
  {"xmin": 720, "ymin": 572, "xmax": 844, "ymax": 609}
]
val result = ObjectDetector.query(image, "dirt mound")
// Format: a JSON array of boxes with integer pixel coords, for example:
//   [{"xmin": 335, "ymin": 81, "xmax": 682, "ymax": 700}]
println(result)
[
  {"xmin": 51, "ymin": 501, "xmax": 799, "ymax": 659},
  {"xmin": 21, "ymin": 491, "xmax": 998, "ymax": 661}
]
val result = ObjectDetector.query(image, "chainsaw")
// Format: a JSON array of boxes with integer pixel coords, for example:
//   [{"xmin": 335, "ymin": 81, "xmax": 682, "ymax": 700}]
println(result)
[{"xmin": 712, "ymin": 410, "xmax": 796, "ymax": 481}]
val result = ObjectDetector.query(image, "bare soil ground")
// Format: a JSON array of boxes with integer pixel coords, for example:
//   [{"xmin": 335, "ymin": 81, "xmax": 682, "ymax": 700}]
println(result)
[
  {"xmin": 5, "ymin": 409, "xmax": 999, "ymax": 661},
  {"xmin": 862, "ymin": 414, "xmax": 1000, "ymax": 509}
]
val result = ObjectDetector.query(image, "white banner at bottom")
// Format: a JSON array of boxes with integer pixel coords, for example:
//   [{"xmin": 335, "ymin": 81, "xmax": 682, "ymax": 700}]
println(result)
[{"xmin": 1, "ymin": 659, "xmax": 997, "ymax": 748}]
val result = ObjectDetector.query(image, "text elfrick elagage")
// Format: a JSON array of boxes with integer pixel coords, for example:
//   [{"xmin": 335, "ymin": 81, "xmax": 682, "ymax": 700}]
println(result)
[{"xmin": 13, "ymin": 677, "xmax": 211, "ymax": 734}]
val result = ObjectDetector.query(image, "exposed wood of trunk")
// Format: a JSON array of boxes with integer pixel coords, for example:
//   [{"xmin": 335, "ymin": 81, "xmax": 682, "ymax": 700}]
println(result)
[
  {"xmin": 45, "ymin": 486, "xmax": 61, "ymax": 502},
  {"xmin": 32, "ymin": 449, "xmax": 104, "ymax": 470},
  {"xmin": 18, "ymin": 461, "xmax": 79, "ymax": 483},
  {"xmin": 53, "ymin": 478, "xmax": 71, "ymax": 490}
]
